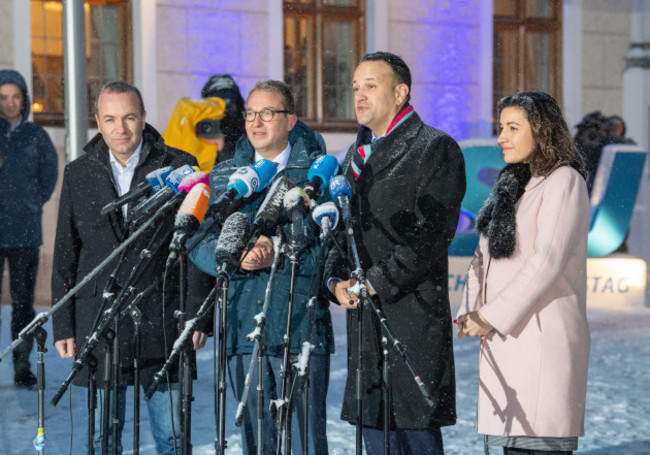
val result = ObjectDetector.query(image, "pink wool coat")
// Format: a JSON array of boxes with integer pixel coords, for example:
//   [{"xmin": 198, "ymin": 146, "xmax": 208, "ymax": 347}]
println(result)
[{"xmin": 457, "ymin": 166, "xmax": 590, "ymax": 438}]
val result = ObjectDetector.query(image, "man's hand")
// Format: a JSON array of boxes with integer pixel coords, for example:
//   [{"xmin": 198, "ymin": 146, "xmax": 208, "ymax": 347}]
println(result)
[
  {"xmin": 55, "ymin": 338, "xmax": 76, "ymax": 358},
  {"xmin": 240, "ymin": 235, "xmax": 274, "ymax": 270},
  {"xmin": 193, "ymin": 332, "xmax": 208, "ymax": 350},
  {"xmin": 332, "ymin": 279, "xmax": 359, "ymax": 309},
  {"xmin": 331, "ymin": 278, "xmax": 375, "ymax": 309},
  {"xmin": 457, "ymin": 311, "xmax": 494, "ymax": 339}
]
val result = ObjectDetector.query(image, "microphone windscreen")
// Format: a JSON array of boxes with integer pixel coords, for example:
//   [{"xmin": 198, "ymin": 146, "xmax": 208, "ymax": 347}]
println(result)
[
  {"xmin": 252, "ymin": 159, "xmax": 278, "ymax": 192},
  {"xmin": 329, "ymin": 175, "xmax": 353, "ymax": 201},
  {"xmin": 283, "ymin": 187, "xmax": 309, "ymax": 212},
  {"xmin": 307, "ymin": 154, "xmax": 339, "ymax": 186},
  {"xmin": 312, "ymin": 201, "xmax": 340, "ymax": 230},
  {"xmin": 165, "ymin": 164, "xmax": 196, "ymax": 190},
  {"xmin": 215, "ymin": 212, "xmax": 251, "ymax": 266},
  {"xmin": 145, "ymin": 166, "xmax": 174, "ymax": 192},
  {"xmin": 227, "ymin": 166, "xmax": 259, "ymax": 198},
  {"xmin": 255, "ymin": 176, "xmax": 295, "ymax": 226},
  {"xmin": 176, "ymin": 183, "xmax": 211, "ymax": 225},
  {"xmin": 177, "ymin": 171, "xmax": 210, "ymax": 193}
]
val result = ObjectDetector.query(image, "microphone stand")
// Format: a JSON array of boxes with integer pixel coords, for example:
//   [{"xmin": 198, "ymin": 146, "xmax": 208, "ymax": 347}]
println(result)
[
  {"xmin": 117, "ymin": 281, "xmax": 158, "ymax": 455},
  {"xmin": 177, "ymin": 254, "xmax": 193, "ymax": 455},
  {"xmin": 381, "ymin": 337, "xmax": 391, "ymax": 455},
  {"xmin": 86, "ymin": 354, "xmax": 99, "ymax": 455},
  {"xmin": 336, "ymin": 193, "xmax": 366, "ymax": 455},
  {"xmin": 336, "ymin": 195, "xmax": 436, "ymax": 455},
  {"xmin": 33, "ymin": 327, "xmax": 47, "ymax": 454},
  {"xmin": 274, "ymin": 213, "xmax": 305, "ymax": 455},
  {"xmin": 0, "ymin": 198, "xmax": 182, "ymax": 367},
  {"xmin": 235, "ymin": 234, "xmax": 284, "ymax": 455},
  {"xmin": 215, "ymin": 261, "xmax": 231, "ymax": 455}
]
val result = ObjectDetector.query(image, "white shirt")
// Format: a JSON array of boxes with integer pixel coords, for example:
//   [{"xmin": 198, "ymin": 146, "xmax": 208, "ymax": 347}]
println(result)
[
  {"xmin": 254, "ymin": 143, "xmax": 292, "ymax": 174},
  {"xmin": 108, "ymin": 139, "xmax": 143, "ymax": 217}
]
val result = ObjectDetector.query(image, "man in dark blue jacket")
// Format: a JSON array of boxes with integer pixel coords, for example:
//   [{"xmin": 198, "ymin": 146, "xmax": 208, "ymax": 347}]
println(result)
[
  {"xmin": 190, "ymin": 80, "xmax": 334, "ymax": 455},
  {"xmin": 0, "ymin": 69, "xmax": 57, "ymax": 387}
]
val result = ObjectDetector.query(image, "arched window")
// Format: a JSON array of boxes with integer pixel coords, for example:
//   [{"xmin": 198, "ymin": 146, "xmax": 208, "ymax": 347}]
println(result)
[
  {"xmin": 284, "ymin": 0, "xmax": 365, "ymax": 130},
  {"xmin": 30, "ymin": 0, "xmax": 133, "ymax": 126}
]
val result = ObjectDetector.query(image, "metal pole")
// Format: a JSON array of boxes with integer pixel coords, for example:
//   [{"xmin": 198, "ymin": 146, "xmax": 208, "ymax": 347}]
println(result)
[{"xmin": 63, "ymin": 0, "xmax": 88, "ymax": 162}]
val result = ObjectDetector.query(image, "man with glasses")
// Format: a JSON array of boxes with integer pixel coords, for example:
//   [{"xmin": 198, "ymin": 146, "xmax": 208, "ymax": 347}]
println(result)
[{"xmin": 189, "ymin": 80, "xmax": 334, "ymax": 455}]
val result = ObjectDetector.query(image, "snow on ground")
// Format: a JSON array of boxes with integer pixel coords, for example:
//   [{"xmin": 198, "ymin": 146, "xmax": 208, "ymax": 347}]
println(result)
[{"xmin": 1, "ymin": 303, "xmax": 649, "ymax": 454}]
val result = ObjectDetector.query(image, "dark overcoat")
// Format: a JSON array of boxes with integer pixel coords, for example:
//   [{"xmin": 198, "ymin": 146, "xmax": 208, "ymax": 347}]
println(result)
[
  {"xmin": 327, "ymin": 112, "xmax": 466, "ymax": 429},
  {"xmin": 51, "ymin": 125, "xmax": 197, "ymax": 387}
]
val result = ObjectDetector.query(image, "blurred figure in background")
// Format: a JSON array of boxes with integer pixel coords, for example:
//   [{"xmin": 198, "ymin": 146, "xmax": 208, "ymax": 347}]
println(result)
[
  {"xmin": 200, "ymin": 74, "xmax": 246, "ymax": 164},
  {"xmin": 0, "ymin": 69, "xmax": 57, "ymax": 387}
]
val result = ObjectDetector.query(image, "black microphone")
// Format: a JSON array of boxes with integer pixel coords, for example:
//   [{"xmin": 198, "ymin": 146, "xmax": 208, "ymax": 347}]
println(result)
[
  {"xmin": 248, "ymin": 176, "xmax": 296, "ymax": 240},
  {"xmin": 215, "ymin": 211, "xmax": 251, "ymax": 275},
  {"xmin": 283, "ymin": 187, "xmax": 309, "ymax": 247},
  {"xmin": 101, "ymin": 166, "xmax": 174, "ymax": 216}
]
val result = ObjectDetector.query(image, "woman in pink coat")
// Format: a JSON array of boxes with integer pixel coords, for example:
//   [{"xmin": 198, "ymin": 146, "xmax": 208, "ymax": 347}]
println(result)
[{"xmin": 456, "ymin": 91, "xmax": 590, "ymax": 455}]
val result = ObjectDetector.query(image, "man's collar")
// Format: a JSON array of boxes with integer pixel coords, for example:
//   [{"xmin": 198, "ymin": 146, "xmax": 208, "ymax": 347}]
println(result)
[
  {"xmin": 254, "ymin": 143, "xmax": 292, "ymax": 170},
  {"xmin": 108, "ymin": 138, "xmax": 143, "ymax": 169}
]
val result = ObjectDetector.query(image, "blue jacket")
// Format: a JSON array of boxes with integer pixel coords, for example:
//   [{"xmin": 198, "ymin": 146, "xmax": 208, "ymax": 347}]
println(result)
[
  {"xmin": 189, "ymin": 121, "xmax": 335, "ymax": 356},
  {"xmin": 0, "ymin": 70, "xmax": 58, "ymax": 248}
]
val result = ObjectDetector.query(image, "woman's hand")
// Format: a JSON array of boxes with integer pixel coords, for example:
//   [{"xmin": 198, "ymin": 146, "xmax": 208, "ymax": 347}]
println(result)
[{"xmin": 457, "ymin": 311, "xmax": 494, "ymax": 339}]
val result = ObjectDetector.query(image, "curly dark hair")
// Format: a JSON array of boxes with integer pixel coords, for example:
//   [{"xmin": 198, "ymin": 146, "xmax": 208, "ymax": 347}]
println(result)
[{"xmin": 497, "ymin": 91, "xmax": 586, "ymax": 179}]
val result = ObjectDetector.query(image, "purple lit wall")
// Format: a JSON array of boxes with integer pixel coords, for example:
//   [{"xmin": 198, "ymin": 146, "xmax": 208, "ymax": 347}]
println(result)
[
  {"xmin": 156, "ymin": 1, "xmax": 484, "ymax": 141},
  {"xmin": 156, "ymin": 3, "xmax": 268, "ymax": 131},
  {"xmin": 389, "ymin": 0, "xmax": 483, "ymax": 141}
]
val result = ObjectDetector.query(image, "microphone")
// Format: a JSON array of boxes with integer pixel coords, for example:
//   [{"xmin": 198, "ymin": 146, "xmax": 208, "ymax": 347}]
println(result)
[
  {"xmin": 215, "ymin": 211, "xmax": 251, "ymax": 275},
  {"xmin": 101, "ymin": 166, "xmax": 173, "ymax": 216},
  {"xmin": 312, "ymin": 201, "xmax": 340, "ymax": 232},
  {"xmin": 167, "ymin": 183, "xmax": 211, "ymax": 266},
  {"xmin": 243, "ymin": 176, "xmax": 295, "ymax": 251},
  {"xmin": 129, "ymin": 167, "xmax": 207, "ymax": 223},
  {"xmin": 329, "ymin": 175, "xmax": 353, "ymax": 224},
  {"xmin": 251, "ymin": 176, "xmax": 296, "ymax": 235},
  {"xmin": 206, "ymin": 159, "xmax": 277, "ymax": 219},
  {"xmin": 303, "ymin": 154, "xmax": 340, "ymax": 202},
  {"xmin": 283, "ymin": 187, "xmax": 310, "ymax": 246}
]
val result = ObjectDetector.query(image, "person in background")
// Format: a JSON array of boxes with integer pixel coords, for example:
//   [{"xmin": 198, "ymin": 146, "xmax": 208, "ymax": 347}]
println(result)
[
  {"xmin": 0, "ymin": 69, "xmax": 58, "ymax": 387},
  {"xmin": 457, "ymin": 91, "xmax": 590, "ymax": 455},
  {"xmin": 200, "ymin": 73, "xmax": 246, "ymax": 164}
]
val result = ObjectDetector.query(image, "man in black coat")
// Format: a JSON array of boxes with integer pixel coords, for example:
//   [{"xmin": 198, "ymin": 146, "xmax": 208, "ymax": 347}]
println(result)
[
  {"xmin": 326, "ymin": 52, "xmax": 466, "ymax": 454},
  {"xmin": 51, "ymin": 81, "xmax": 199, "ymax": 454},
  {"xmin": 0, "ymin": 69, "xmax": 57, "ymax": 387}
]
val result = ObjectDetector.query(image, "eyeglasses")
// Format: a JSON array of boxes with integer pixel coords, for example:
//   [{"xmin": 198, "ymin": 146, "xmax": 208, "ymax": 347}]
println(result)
[{"xmin": 243, "ymin": 108, "xmax": 290, "ymax": 122}]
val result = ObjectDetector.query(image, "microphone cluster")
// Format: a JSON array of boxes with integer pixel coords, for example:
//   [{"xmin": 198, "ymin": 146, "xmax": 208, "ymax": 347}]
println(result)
[{"xmin": 101, "ymin": 154, "xmax": 350, "ymax": 268}]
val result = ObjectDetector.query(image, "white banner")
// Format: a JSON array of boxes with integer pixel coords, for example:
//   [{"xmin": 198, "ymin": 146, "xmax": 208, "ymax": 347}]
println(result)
[{"xmin": 448, "ymin": 256, "xmax": 647, "ymax": 309}]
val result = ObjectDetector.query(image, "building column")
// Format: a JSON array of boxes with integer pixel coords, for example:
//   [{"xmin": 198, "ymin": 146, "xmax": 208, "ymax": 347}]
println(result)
[{"xmin": 624, "ymin": 0, "xmax": 650, "ymax": 306}]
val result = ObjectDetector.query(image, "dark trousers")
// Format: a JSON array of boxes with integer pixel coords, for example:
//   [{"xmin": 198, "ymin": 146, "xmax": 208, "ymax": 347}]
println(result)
[
  {"xmin": 363, "ymin": 427, "xmax": 444, "ymax": 455},
  {"xmin": 0, "ymin": 247, "xmax": 39, "ymax": 372},
  {"xmin": 227, "ymin": 353, "xmax": 330, "ymax": 455},
  {"xmin": 504, "ymin": 448, "xmax": 572, "ymax": 455}
]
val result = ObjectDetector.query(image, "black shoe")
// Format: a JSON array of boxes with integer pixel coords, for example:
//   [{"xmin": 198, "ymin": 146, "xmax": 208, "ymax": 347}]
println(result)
[{"xmin": 14, "ymin": 369, "xmax": 37, "ymax": 388}]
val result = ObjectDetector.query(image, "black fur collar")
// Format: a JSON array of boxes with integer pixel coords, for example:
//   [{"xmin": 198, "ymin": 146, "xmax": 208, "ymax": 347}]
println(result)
[{"xmin": 475, "ymin": 163, "xmax": 531, "ymax": 259}]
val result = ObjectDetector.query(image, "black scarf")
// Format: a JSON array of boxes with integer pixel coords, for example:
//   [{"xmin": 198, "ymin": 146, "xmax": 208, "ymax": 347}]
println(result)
[{"xmin": 475, "ymin": 163, "xmax": 531, "ymax": 259}]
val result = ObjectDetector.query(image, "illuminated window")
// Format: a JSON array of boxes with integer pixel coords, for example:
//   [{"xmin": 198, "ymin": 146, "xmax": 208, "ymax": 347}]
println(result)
[
  {"xmin": 493, "ymin": 0, "xmax": 562, "ymax": 113},
  {"xmin": 30, "ymin": 0, "xmax": 132, "ymax": 126},
  {"xmin": 284, "ymin": 0, "xmax": 365, "ymax": 130}
]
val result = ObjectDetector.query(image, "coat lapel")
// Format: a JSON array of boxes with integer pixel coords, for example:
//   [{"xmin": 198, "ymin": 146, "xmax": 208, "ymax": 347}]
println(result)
[{"xmin": 348, "ymin": 113, "xmax": 423, "ymax": 190}]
